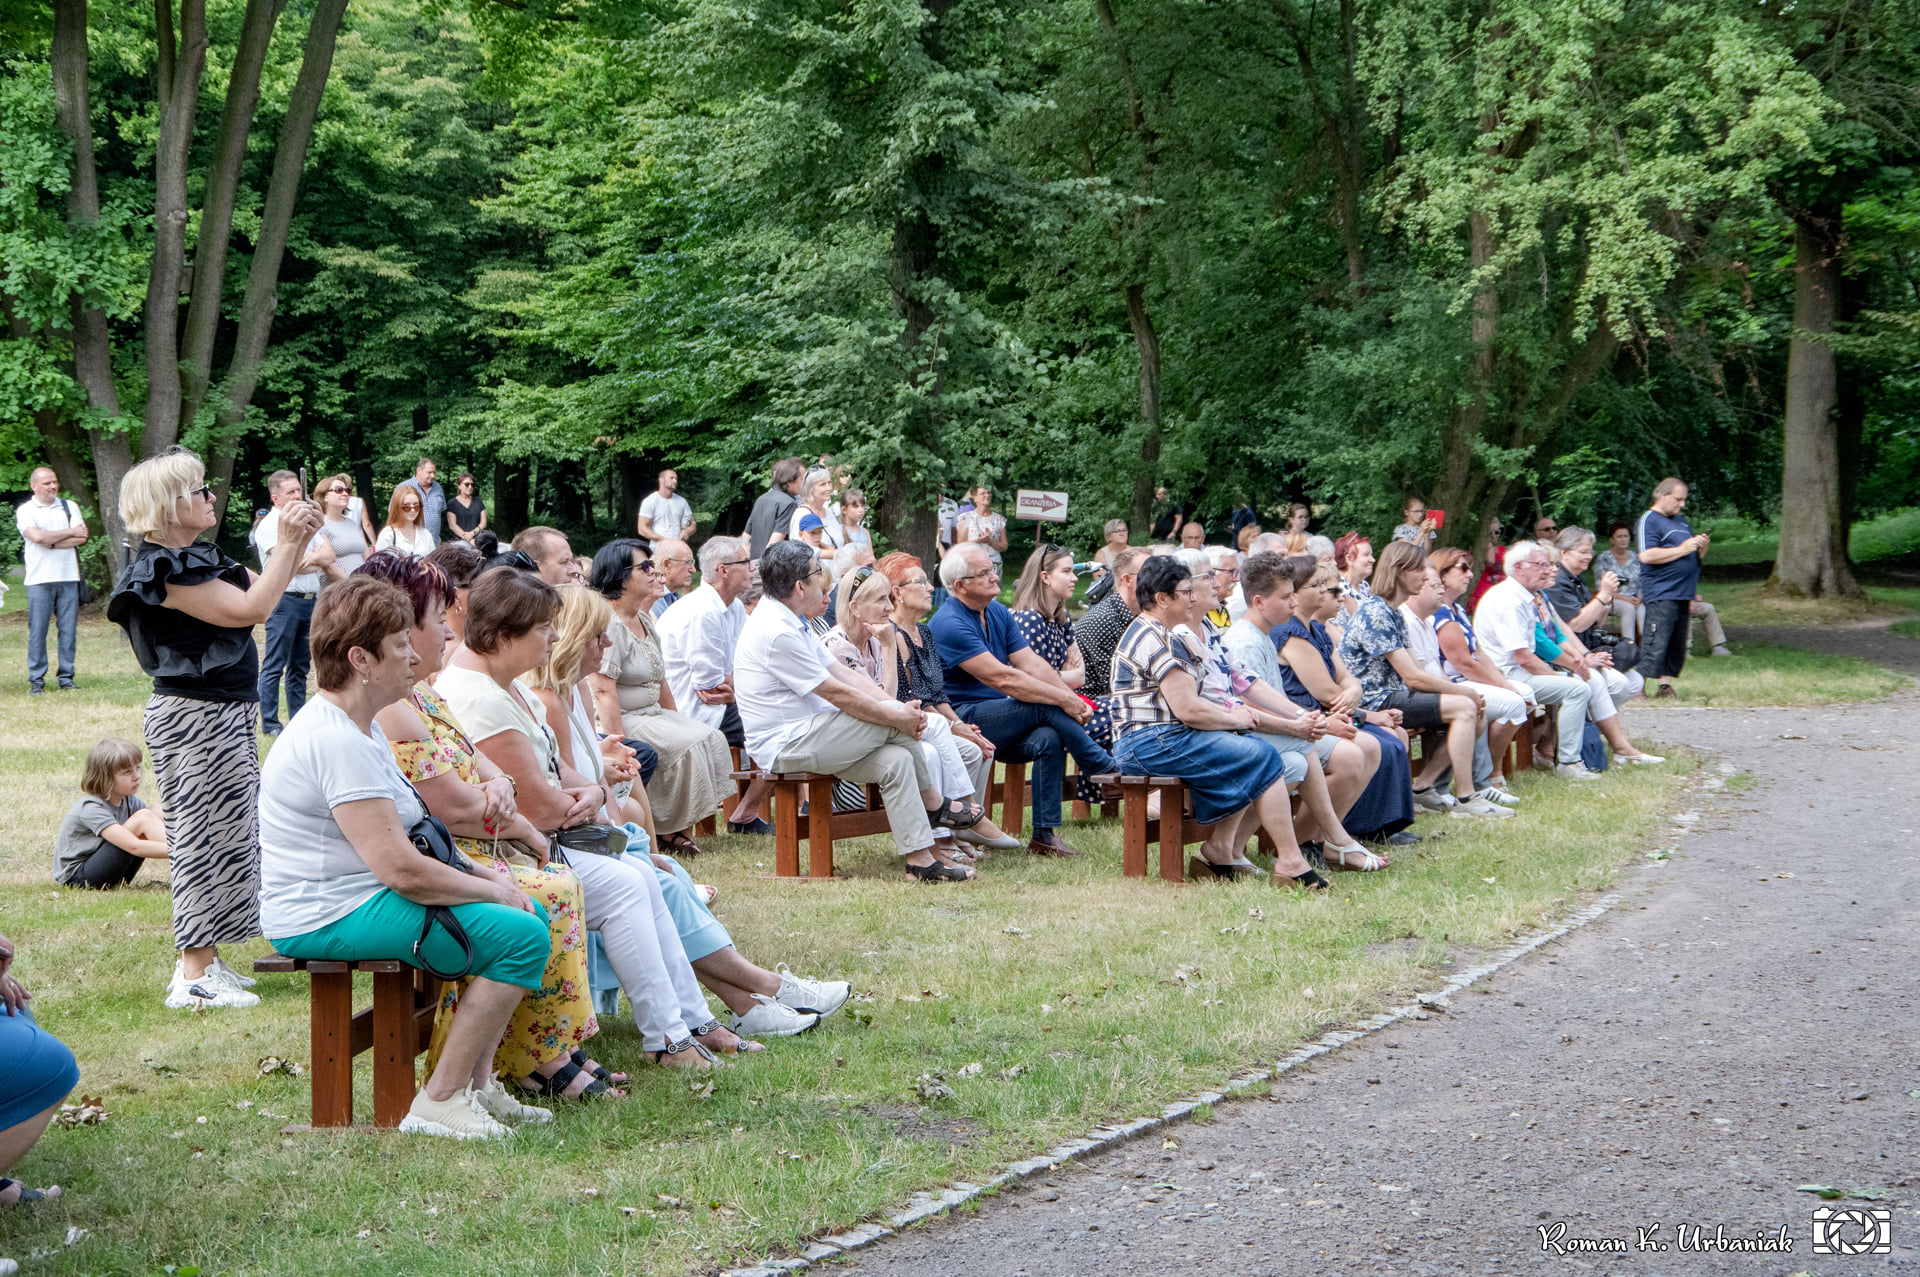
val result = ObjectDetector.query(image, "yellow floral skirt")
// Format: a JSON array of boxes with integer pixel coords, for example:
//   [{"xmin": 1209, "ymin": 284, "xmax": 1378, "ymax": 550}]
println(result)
[{"xmin": 423, "ymin": 850, "xmax": 598, "ymax": 1080}]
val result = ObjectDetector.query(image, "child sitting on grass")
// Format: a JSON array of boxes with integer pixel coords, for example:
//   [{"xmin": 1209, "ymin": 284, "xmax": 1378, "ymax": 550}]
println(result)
[{"xmin": 53, "ymin": 738, "xmax": 169, "ymax": 889}]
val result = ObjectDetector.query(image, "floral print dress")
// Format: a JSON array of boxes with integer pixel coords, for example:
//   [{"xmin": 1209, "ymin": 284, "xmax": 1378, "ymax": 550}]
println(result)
[
  {"xmin": 391, "ymin": 683, "xmax": 597, "ymax": 1079},
  {"xmin": 1012, "ymin": 608, "xmax": 1113, "ymax": 804}
]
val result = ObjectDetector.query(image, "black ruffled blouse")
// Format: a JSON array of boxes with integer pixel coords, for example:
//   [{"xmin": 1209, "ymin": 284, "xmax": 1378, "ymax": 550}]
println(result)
[{"xmin": 107, "ymin": 540, "xmax": 260, "ymax": 702}]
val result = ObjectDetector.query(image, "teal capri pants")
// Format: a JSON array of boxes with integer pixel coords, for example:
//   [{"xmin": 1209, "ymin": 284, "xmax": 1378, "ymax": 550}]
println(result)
[{"xmin": 271, "ymin": 888, "xmax": 551, "ymax": 990}]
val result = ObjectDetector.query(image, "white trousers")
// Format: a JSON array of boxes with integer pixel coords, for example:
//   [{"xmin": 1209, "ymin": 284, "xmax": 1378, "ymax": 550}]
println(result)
[
  {"xmin": 919, "ymin": 714, "xmax": 988, "ymax": 800},
  {"xmin": 1584, "ymin": 664, "xmax": 1644, "ymax": 723},
  {"xmin": 568, "ymin": 851, "xmax": 712, "ymax": 1051},
  {"xmin": 1611, "ymin": 597, "xmax": 1645, "ymax": 643},
  {"xmin": 1468, "ymin": 680, "xmax": 1533, "ymax": 726}
]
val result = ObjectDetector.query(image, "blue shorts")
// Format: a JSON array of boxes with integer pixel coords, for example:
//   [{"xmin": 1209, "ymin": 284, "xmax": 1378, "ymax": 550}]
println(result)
[
  {"xmin": 0, "ymin": 1005, "xmax": 79, "ymax": 1130},
  {"xmin": 1114, "ymin": 723, "xmax": 1286, "ymax": 826}
]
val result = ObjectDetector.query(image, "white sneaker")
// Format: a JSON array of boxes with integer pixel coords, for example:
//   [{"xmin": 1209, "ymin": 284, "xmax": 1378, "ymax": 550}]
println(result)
[
  {"xmin": 1620, "ymin": 752, "xmax": 1666, "ymax": 765},
  {"xmin": 1412, "ymin": 787, "xmax": 1456, "ymax": 811},
  {"xmin": 209, "ymin": 956, "xmax": 258, "ymax": 989},
  {"xmin": 474, "ymin": 1076, "xmax": 554, "ymax": 1125},
  {"xmin": 1476, "ymin": 786, "xmax": 1520, "ymax": 807},
  {"xmin": 166, "ymin": 966, "xmax": 261, "ymax": 1009},
  {"xmin": 1710, "ymin": 645, "xmax": 1732, "ymax": 657},
  {"xmin": 732, "ymin": 994, "xmax": 821, "ymax": 1038},
  {"xmin": 1449, "ymin": 798, "xmax": 1516, "ymax": 819},
  {"xmin": 1554, "ymin": 763, "xmax": 1602, "ymax": 780},
  {"xmin": 397, "ymin": 1087, "xmax": 512, "ymax": 1140},
  {"xmin": 775, "ymin": 964, "xmax": 850, "ymax": 1018}
]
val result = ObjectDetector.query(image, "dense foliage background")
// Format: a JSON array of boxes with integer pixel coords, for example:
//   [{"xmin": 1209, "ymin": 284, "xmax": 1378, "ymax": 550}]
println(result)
[{"xmin": 2, "ymin": 0, "xmax": 1916, "ymax": 576}]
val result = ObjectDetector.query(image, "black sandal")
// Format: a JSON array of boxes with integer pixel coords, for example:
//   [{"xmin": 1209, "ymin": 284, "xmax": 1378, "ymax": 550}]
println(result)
[
  {"xmin": 515, "ymin": 1059, "xmax": 619, "ymax": 1100},
  {"xmin": 927, "ymin": 797, "xmax": 984, "ymax": 830},
  {"xmin": 0, "ymin": 1179, "xmax": 58, "ymax": 1206},
  {"xmin": 1279, "ymin": 868, "xmax": 1331, "ymax": 892},
  {"xmin": 659, "ymin": 831, "xmax": 704, "ymax": 856},
  {"xmin": 691, "ymin": 1019, "xmax": 765, "ymax": 1055},
  {"xmin": 905, "ymin": 859, "xmax": 972, "ymax": 882},
  {"xmin": 1187, "ymin": 856, "xmax": 1250, "ymax": 882},
  {"xmin": 569, "ymin": 1048, "xmax": 629, "ymax": 1086}
]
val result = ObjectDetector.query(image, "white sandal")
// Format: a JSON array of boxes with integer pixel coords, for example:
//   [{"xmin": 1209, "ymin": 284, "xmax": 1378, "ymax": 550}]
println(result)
[{"xmin": 1324, "ymin": 842, "xmax": 1388, "ymax": 871}]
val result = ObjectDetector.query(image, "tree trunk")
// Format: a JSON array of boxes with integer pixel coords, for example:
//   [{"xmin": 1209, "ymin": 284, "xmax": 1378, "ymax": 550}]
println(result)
[
  {"xmin": 53, "ymin": 0, "xmax": 135, "ymax": 561},
  {"xmin": 142, "ymin": 0, "xmax": 208, "ymax": 450},
  {"xmin": 618, "ymin": 452, "xmax": 653, "ymax": 540},
  {"xmin": 179, "ymin": 0, "xmax": 290, "ymax": 430},
  {"xmin": 493, "ymin": 457, "xmax": 529, "ymax": 534},
  {"xmin": 206, "ymin": 0, "xmax": 351, "ymax": 526},
  {"xmin": 1125, "ymin": 283, "xmax": 1162, "ymax": 532},
  {"xmin": 1433, "ymin": 208, "xmax": 1499, "ymax": 526},
  {"xmin": 1336, "ymin": 0, "xmax": 1365, "ymax": 284},
  {"xmin": 883, "ymin": 205, "xmax": 943, "ymax": 565},
  {"xmin": 1773, "ymin": 201, "xmax": 1861, "ymax": 598}
]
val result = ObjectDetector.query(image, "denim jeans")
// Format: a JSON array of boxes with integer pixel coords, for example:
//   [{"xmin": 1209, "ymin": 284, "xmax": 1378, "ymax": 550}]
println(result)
[
  {"xmin": 258, "ymin": 592, "xmax": 315, "ymax": 730},
  {"xmin": 26, "ymin": 580, "xmax": 79, "ymax": 688},
  {"xmin": 955, "ymin": 696, "xmax": 1118, "ymax": 835}
]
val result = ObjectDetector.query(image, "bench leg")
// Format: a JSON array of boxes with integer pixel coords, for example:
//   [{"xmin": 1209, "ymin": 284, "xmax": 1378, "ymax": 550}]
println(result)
[
  {"xmin": 807, "ymin": 777, "xmax": 835, "ymax": 879},
  {"xmin": 1120, "ymin": 785, "xmax": 1149, "ymax": 878},
  {"xmin": 1000, "ymin": 762, "xmax": 1026, "ymax": 839},
  {"xmin": 773, "ymin": 779, "xmax": 801, "ymax": 877},
  {"xmin": 372, "ymin": 967, "xmax": 418, "ymax": 1128},
  {"xmin": 1155, "ymin": 783, "xmax": 1187, "ymax": 884},
  {"xmin": 309, "ymin": 969, "xmax": 354, "ymax": 1128},
  {"xmin": 694, "ymin": 812, "xmax": 717, "ymax": 838}
]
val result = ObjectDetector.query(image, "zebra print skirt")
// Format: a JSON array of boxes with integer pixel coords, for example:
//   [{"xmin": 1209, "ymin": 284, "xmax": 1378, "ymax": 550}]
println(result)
[{"xmin": 144, "ymin": 694, "xmax": 263, "ymax": 950}]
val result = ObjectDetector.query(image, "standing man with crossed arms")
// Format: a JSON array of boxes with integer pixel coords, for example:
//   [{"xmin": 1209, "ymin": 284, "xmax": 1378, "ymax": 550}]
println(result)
[
  {"xmin": 16, "ymin": 467, "xmax": 88, "ymax": 694},
  {"xmin": 636, "ymin": 468, "xmax": 696, "ymax": 553}
]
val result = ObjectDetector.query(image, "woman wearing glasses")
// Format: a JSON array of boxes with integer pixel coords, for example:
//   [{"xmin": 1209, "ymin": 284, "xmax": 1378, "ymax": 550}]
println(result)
[
  {"xmin": 376, "ymin": 487, "xmax": 434, "ymax": 558},
  {"xmin": 315, "ymin": 474, "xmax": 369, "ymax": 581},
  {"xmin": 587, "ymin": 539, "xmax": 735, "ymax": 856},
  {"xmin": 1010, "ymin": 545, "xmax": 1114, "ymax": 807},
  {"xmin": 447, "ymin": 473, "xmax": 487, "ymax": 545},
  {"xmin": 107, "ymin": 448, "xmax": 324, "ymax": 1009}
]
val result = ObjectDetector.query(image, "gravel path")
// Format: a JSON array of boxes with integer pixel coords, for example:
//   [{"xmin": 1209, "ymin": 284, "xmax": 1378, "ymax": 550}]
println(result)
[{"xmin": 843, "ymin": 688, "xmax": 1920, "ymax": 1273}]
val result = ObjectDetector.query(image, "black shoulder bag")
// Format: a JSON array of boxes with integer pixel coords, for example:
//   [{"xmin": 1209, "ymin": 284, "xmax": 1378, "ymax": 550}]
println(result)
[{"xmin": 399, "ymin": 779, "xmax": 478, "ymax": 982}]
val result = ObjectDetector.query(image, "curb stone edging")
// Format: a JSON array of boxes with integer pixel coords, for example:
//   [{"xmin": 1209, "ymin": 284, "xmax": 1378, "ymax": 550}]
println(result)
[{"xmin": 719, "ymin": 889, "xmax": 1630, "ymax": 1277}]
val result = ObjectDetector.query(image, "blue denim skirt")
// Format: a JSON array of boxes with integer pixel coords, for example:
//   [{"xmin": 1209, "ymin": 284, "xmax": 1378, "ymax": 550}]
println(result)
[{"xmin": 1114, "ymin": 722, "xmax": 1285, "ymax": 826}]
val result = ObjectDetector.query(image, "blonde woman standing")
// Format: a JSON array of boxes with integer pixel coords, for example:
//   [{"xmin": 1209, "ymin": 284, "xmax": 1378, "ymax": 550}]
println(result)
[{"xmin": 107, "ymin": 448, "xmax": 321, "ymax": 1008}]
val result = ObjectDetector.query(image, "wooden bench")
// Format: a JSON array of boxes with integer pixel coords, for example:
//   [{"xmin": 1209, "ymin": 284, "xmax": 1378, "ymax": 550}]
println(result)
[
  {"xmin": 724, "ymin": 769, "xmax": 893, "ymax": 878},
  {"xmin": 988, "ymin": 759, "xmax": 1116, "ymax": 839},
  {"xmin": 695, "ymin": 746, "xmax": 753, "ymax": 839},
  {"xmin": 252, "ymin": 955, "xmax": 437, "ymax": 1129},
  {"xmin": 1088, "ymin": 773, "xmax": 1273, "ymax": 883}
]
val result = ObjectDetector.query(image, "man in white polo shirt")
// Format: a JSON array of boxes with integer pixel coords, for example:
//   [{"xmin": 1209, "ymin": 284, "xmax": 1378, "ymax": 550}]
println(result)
[
  {"xmin": 254, "ymin": 470, "xmax": 334, "ymax": 737},
  {"xmin": 1473, "ymin": 540, "xmax": 1598, "ymax": 779},
  {"xmin": 16, "ymin": 466, "xmax": 87, "ymax": 694},
  {"xmin": 735, "ymin": 541, "xmax": 970, "ymax": 880},
  {"xmin": 635, "ymin": 468, "xmax": 696, "ymax": 552}
]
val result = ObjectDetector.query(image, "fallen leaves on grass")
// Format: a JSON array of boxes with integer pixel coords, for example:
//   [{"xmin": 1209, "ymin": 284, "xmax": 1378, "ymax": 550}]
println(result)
[
  {"xmin": 56, "ymin": 1096, "xmax": 109, "ymax": 1127},
  {"xmin": 257, "ymin": 1057, "xmax": 305, "ymax": 1078},
  {"xmin": 911, "ymin": 1072, "xmax": 956, "ymax": 1101},
  {"xmin": 1164, "ymin": 965, "xmax": 1201, "ymax": 987}
]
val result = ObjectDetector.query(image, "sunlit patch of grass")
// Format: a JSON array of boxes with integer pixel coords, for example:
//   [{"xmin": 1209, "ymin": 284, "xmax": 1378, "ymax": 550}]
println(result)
[{"xmin": 1641, "ymin": 642, "xmax": 1907, "ymax": 708}]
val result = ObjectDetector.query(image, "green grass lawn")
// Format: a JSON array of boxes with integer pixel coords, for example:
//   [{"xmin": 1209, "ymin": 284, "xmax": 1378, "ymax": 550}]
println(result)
[
  {"xmin": 1693, "ymin": 507, "xmax": 1920, "ymax": 569},
  {"xmin": 0, "ymin": 613, "xmax": 1755, "ymax": 1275},
  {"xmin": 1694, "ymin": 579, "xmax": 1920, "ymax": 629},
  {"xmin": 1639, "ymin": 641, "xmax": 1909, "ymax": 707}
]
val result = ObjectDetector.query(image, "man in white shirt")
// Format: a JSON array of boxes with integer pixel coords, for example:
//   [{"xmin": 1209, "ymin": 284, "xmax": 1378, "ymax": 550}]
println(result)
[
  {"xmin": 656, "ymin": 535, "xmax": 773, "ymax": 833},
  {"xmin": 1474, "ymin": 541, "xmax": 1598, "ymax": 778},
  {"xmin": 636, "ymin": 469, "xmax": 696, "ymax": 550},
  {"xmin": 254, "ymin": 470, "xmax": 334, "ymax": 736},
  {"xmin": 735, "ymin": 542, "xmax": 961, "ymax": 878},
  {"xmin": 16, "ymin": 466, "xmax": 87, "ymax": 693}
]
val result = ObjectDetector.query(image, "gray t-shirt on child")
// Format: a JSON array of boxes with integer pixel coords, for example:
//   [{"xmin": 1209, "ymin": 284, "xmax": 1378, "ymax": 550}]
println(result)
[{"xmin": 54, "ymin": 794, "xmax": 146, "ymax": 884}]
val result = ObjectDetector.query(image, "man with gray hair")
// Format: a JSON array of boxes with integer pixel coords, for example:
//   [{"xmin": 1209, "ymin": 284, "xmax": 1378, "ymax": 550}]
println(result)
[
  {"xmin": 657, "ymin": 534, "xmax": 772, "ymax": 832},
  {"xmin": 1472, "ymin": 540, "xmax": 1598, "ymax": 778},
  {"xmin": 17, "ymin": 465, "xmax": 88, "ymax": 693},
  {"xmin": 735, "ymin": 541, "xmax": 972, "ymax": 878},
  {"xmin": 651, "ymin": 538, "xmax": 695, "ymax": 617}
]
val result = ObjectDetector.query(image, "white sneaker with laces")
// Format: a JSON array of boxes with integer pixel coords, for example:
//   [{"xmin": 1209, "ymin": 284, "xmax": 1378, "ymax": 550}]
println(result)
[
  {"xmin": 1620, "ymin": 752, "xmax": 1666, "ymax": 765},
  {"xmin": 474, "ymin": 1077, "xmax": 554, "ymax": 1125},
  {"xmin": 1555, "ymin": 763, "xmax": 1602, "ymax": 780},
  {"xmin": 775, "ymin": 964, "xmax": 850, "ymax": 1018},
  {"xmin": 208, "ymin": 956, "xmax": 258, "ymax": 989},
  {"xmin": 397, "ymin": 1087, "xmax": 512, "ymax": 1140},
  {"xmin": 1476, "ymin": 786, "xmax": 1520, "ymax": 807},
  {"xmin": 165, "ymin": 965, "xmax": 261, "ymax": 1009},
  {"xmin": 732, "ymin": 994, "xmax": 821, "ymax": 1038},
  {"xmin": 1449, "ymin": 798, "xmax": 1516, "ymax": 819},
  {"xmin": 1412, "ymin": 787, "xmax": 1456, "ymax": 811}
]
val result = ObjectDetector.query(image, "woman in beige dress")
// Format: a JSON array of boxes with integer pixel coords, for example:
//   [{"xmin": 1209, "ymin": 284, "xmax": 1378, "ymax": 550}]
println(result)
[{"xmin": 587, "ymin": 539, "xmax": 732, "ymax": 855}]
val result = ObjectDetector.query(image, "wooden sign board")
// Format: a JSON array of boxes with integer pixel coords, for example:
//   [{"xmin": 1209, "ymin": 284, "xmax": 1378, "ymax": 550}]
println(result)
[{"xmin": 1014, "ymin": 489, "xmax": 1070, "ymax": 522}]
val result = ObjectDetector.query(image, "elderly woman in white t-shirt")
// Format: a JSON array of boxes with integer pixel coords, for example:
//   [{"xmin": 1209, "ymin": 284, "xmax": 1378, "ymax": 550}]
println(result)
[{"xmin": 258, "ymin": 576, "xmax": 552, "ymax": 1140}]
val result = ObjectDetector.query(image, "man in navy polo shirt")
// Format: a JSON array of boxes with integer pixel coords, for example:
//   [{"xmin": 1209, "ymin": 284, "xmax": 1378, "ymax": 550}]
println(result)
[
  {"xmin": 1633, "ymin": 477, "xmax": 1711, "ymax": 697},
  {"xmin": 930, "ymin": 543, "xmax": 1118, "ymax": 857}
]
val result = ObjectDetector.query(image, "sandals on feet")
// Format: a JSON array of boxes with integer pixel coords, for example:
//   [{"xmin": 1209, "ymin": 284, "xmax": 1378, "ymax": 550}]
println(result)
[
  {"xmin": 1324, "ymin": 842, "xmax": 1389, "ymax": 871},
  {"xmin": 653, "ymin": 1036, "xmax": 722, "ymax": 1069},
  {"xmin": 659, "ymin": 831, "xmax": 704, "ymax": 856},
  {"xmin": 692, "ymin": 1019, "xmax": 765, "ymax": 1055},
  {"xmin": 905, "ymin": 859, "xmax": 971, "ymax": 882},
  {"xmin": 569, "ymin": 1048, "xmax": 629, "ymax": 1087},
  {"xmin": 0, "ymin": 1179, "xmax": 58, "ymax": 1207},
  {"xmin": 516, "ymin": 1059, "xmax": 621, "ymax": 1100},
  {"xmin": 1275, "ymin": 867, "xmax": 1331, "ymax": 892},
  {"xmin": 926, "ymin": 797, "xmax": 984, "ymax": 830},
  {"xmin": 1188, "ymin": 856, "xmax": 1250, "ymax": 882}
]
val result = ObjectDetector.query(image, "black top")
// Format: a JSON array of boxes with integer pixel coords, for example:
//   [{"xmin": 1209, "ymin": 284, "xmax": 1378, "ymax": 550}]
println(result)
[
  {"xmin": 1542, "ymin": 565, "xmax": 1603, "ymax": 647},
  {"xmin": 745, "ymin": 486, "xmax": 799, "ymax": 563},
  {"xmin": 1272, "ymin": 616, "xmax": 1335, "ymax": 710},
  {"xmin": 1074, "ymin": 592, "xmax": 1135, "ymax": 698},
  {"xmin": 448, "ymin": 495, "xmax": 485, "ymax": 533},
  {"xmin": 890, "ymin": 620, "xmax": 951, "ymax": 710},
  {"xmin": 107, "ymin": 540, "xmax": 260, "ymax": 703}
]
